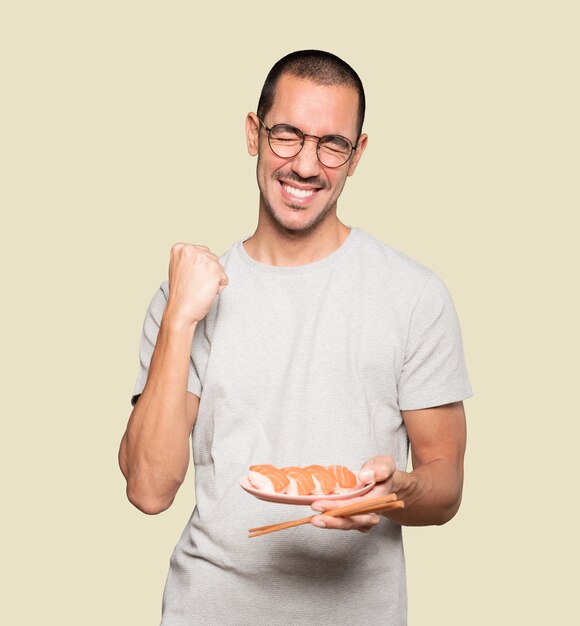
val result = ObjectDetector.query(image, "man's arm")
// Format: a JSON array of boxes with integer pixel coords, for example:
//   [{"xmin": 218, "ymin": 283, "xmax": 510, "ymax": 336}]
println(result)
[
  {"xmin": 310, "ymin": 401, "xmax": 467, "ymax": 530},
  {"xmin": 118, "ymin": 325, "xmax": 200, "ymax": 515},
  {"xmin": 380, "ymin": 400, "xmax": 466, "ymax": 526},
  {"xmin": 118, "ymin": 243, "xmax": 228, "ymax": 515}
]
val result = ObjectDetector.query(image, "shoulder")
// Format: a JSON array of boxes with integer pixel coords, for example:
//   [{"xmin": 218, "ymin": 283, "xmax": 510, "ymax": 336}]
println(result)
[
  {"xmin": 348, "ymin": 228, "xmax": 436, "ymax": 294},
  {"xmin": 218, "ymin": 245, "xmax": 235, "ymax": 266}
]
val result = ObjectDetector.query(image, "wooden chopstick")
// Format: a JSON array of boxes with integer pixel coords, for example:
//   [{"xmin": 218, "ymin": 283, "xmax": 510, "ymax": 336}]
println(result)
[
  {"xmin": 248, "ymin": 494, "xmax": 404, "ymax": 538},
  {"xmin": 248, "ymin": 493, "xmax": 398, "ymax": 533},
  {"xmin": 248, "ymin": 500, "xmax": 404, "ymax": 538}
]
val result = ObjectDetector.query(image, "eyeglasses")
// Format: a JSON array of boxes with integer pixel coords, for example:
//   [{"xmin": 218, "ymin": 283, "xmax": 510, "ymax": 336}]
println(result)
[{"xmin": 258, "ymin": 117, "xmax": 358, "ymax": 168}]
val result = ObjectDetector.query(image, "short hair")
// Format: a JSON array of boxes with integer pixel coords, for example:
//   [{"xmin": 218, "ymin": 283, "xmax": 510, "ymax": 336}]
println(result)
[{"xmin": 257, "ymin": 50, "xmax": 366, "ymax": 137}]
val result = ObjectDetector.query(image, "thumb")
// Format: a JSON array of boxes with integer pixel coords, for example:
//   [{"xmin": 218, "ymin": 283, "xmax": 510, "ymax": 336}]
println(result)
[
  {"xmin": 217, "ymin": 273, "xmax": 229, "ymax": 295},
  {"xmin": 358, "ymin": 456, "xmax": 396, "ymax": 484}
]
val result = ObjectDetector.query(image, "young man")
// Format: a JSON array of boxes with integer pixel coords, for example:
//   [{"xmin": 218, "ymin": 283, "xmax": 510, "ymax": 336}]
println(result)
[{"xmin": 119, "ymin": 50, "xmax": 472, "ymax": 625}]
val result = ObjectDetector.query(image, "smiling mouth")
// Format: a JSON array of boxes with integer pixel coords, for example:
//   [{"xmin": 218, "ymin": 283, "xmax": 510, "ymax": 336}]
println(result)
[{"xmin": 280, "ymin": 181, "xmax": 318, "ymax": 200}]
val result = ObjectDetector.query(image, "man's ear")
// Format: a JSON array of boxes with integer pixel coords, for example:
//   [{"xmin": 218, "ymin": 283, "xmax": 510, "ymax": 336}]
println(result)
[
  {"xmin": 347, "ymin": 133, "xmax": 368, "ymax": 177},
  {"xmin": 246, "ymin": 113, "xmax": 260, "ymax": 156}
]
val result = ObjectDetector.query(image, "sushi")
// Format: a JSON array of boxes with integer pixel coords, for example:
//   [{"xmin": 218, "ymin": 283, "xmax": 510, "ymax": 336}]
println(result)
[
  {"xmin": 281, "ymin": 466, "xmax": 316, "ymax": 496},
  {"xmin": 326, "ymin": 464, "xmax": 357, "ymax": 492},
  {"xmin": 304, "ymin": 465, "xmax": 336, "ymax": 495},
  {"xmin": 247, "ymin": 463, "xmax": 358, "ymax": 496},
  {"xmin": 248, "ymin": 464, "xmax": 291, "ymax": 493}
]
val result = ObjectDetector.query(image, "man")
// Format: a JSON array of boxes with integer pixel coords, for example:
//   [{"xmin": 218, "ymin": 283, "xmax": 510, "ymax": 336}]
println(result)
[{"xmin": 119, "ymin": 50, "xmax": 472, "ymax": 625}]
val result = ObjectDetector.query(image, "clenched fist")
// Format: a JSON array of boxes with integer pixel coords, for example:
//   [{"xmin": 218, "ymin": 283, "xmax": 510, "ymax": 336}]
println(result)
[{"xmin": 165, "ymin": 243, "xmax": 229, "ymax": 325}]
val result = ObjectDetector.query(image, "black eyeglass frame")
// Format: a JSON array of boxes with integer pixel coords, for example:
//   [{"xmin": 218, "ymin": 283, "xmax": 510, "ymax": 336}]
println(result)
[{"xmin": 257, "ymin": 117, "xmax": 359, "ymax": 168}]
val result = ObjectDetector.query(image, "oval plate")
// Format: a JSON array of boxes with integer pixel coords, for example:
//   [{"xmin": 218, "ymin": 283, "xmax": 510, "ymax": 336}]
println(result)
[{"xmin": 240, "ymin": 475, "xmax": 376, "ymax": 505}]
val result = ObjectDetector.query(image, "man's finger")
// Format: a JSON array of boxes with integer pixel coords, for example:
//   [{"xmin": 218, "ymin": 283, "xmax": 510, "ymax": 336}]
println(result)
[
  {"xmin": 311, "ymin": 512, "xmax": 381, "ymax": 531},
  {"xmin": 311, "ymin": 497, "xmax": 359, "ymax": 513},
  {"xmin": 358, "ymin": 456, "xmax": 396, "ymax": 484},
  {"xmin": 217, "ymin": 274, "xmax": 229, "ymax": 294}
]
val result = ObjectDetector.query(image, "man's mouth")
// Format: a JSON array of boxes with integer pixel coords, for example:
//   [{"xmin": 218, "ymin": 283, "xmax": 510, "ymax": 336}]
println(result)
[{"xmin": 280, "ymin": 182, "xmax": 318, "ymax": 199}]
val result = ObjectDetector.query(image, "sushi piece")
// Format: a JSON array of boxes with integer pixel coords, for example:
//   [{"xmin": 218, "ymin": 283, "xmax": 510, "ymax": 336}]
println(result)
[
  {"xmin": 281, "ymin": 466, "xmax": 316, "ymax": 496},
  {"xmin": 248, "ymin": 464, "xmax": 291, "ymax": 493},
  {"xmin": 326, "ymin": 464, "xmax": 357, "ymax": 493},
  {"xmin": 304, "ymin": 465, "xmax": 337, "ymax": 495}
]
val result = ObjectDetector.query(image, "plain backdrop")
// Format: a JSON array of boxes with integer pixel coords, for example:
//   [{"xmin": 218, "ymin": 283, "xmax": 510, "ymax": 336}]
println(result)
[{"xmin": 1, "ymin": 1, "xmax": 578, "ymax": 624}]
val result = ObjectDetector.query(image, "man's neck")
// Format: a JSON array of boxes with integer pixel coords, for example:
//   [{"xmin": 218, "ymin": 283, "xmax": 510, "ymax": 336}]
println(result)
[{"xmin": 243, "ymin": 213, "xmax": 351, "ymax": 267}]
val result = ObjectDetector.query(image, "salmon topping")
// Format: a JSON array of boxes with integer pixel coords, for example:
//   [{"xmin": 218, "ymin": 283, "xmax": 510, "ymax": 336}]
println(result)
[
  {"xmin": 249, "ymin": 464, "xmax": 291, "ymax": 493},
  {"xmin": 304, "ymin": 465, "xmax": 337, "ymax": 494},
  {"xmin": 326, "ymin": 464, "xmax": 357, "ymax": 489},
  {"xmin": 281, "ymin": 466, "xmax": 317, "ymax": 495}
]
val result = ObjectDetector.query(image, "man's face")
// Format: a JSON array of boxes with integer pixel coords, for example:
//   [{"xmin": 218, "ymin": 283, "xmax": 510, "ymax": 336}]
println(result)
[{"xmin": 246, "ymin": 74, "xmax": 367, "ymax": 234}]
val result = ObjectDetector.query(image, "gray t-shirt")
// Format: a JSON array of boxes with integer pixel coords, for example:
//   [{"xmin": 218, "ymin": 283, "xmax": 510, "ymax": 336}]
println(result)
[{"xmin": 132, "ymin": 227, "xmax": 472, "ymax": 626}]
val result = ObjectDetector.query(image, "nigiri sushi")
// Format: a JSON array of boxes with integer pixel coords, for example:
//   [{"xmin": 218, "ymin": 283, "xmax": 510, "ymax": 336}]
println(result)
[
  {"xmin": 304, "ymin": 465, "xmax": 337, "ymax": 495},
  {"xmin": 247, "ymin": 463, "xmax": 360, "ymax": 496},
  {"xmin": 248, "ymin": 464, "xmax": 291, "ymax": 493},
  {"xmin": 281, "ymin": 466, "xmax": 316, "ymax": 496},
  {"xmin": 326, "ymin": 464, "xmax": 357, "ymax": 492}
]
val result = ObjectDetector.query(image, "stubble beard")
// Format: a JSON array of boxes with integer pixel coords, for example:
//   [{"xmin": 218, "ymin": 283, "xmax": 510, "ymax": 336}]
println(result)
[
  {"xmin": 261, "ymin": 194, "xmax": 336, "ymax": 235},
  {"xmin": 257, "ymin": 162, "xmax": 345, "ymax": 236}
]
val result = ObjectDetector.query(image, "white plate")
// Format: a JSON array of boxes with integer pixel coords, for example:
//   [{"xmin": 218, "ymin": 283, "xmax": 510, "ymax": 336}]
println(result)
[{"xmin": 240, "ymin": 475, "xmax": 376, "ymax": 505}]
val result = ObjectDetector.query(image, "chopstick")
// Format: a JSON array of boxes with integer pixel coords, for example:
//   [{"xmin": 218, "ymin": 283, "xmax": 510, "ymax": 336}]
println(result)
[
  {"xmin": 248, "ymin": 496, "xmax": 404, "ymax": 538},
  {"xmin": 248, "ymin": 494, "xmax": 404, "ymax": 538},
  {"xmin": 248, "ymin": 493, "xmax": 398, "ymax": 533}
]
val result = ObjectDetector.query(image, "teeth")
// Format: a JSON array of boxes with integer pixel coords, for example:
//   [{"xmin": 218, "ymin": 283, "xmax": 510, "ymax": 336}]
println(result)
[{"xmin": 282, "ymin": 183, "xmax": 316, "ymax": 199}]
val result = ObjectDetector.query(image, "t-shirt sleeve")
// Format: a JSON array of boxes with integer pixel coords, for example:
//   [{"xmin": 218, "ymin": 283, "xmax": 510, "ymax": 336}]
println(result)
[
  {"xmin": 398, "ymin": 273, "xmax": 473, "ymax": 411},
  {"xmin": 130, "ymin": 282, "xmax": 202, "ymax": 406}
]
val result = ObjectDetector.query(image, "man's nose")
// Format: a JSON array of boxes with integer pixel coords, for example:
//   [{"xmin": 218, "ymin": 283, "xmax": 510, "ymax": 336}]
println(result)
[{"xmin": 290, "ymin": 136, "xmax": 321, "ymax": 179}]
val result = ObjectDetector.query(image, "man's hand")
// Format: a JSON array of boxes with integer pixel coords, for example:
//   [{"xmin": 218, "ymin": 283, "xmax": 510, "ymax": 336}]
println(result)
[
  {"xmin": 310, "ymin": 456, "xmax": 397, "ymax": 533},
  {"xmin": 309, "ymin": 402, "xmax": 467, "ymax": 532},
  {"xmin": 165, "ymin": 243, "xmax": 229, "ymax": 326}
]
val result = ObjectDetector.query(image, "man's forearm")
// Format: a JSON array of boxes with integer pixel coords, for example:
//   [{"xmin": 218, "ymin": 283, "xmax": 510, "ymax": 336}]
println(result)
[
  {"xmin": 119, "ymin": 314, "xmax": 198, "ymax": 514},
  {"xmin": 384, "ymin": 460, "xmax": 464, "ymax": 526}
]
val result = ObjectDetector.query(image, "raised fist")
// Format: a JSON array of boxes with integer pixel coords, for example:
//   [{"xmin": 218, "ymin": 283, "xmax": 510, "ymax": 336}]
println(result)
[{"xmin": 165, "ymin": 243, "xmax": 228, "ymax": 325}]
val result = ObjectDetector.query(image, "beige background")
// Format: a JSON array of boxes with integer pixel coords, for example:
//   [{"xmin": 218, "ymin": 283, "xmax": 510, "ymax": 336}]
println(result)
[{"xmin": 1, "ymin": 1, "xmax": 578, "ymax": 624}]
